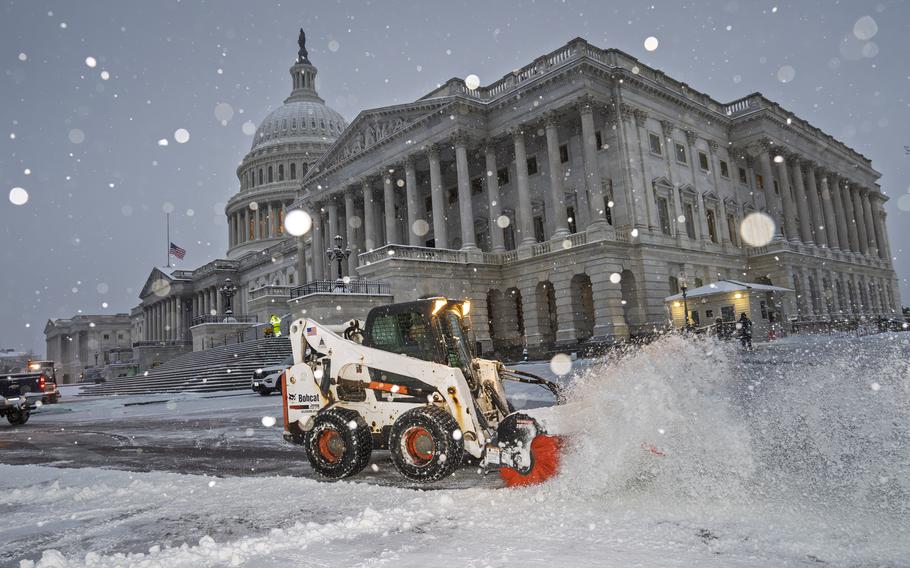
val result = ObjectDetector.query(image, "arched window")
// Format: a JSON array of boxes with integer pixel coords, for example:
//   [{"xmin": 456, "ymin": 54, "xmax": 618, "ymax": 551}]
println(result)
[
  {"xmin": 258, "ymin": 169, "xmax": 263, "ymax": 185},
  {"xmin": 290, "ymin": 163, "xmax": 297, "ymax": 180},
  {"xmin": 268, "ymin": 166, "xmax": 273, "ymax": 183},
  {"xmin": 278, "ymin": 164, "xmax": 285, "ymax": 181},
  {"xmin": 302, "ymin": 163, "xmax": 309, "ymax": 176}
]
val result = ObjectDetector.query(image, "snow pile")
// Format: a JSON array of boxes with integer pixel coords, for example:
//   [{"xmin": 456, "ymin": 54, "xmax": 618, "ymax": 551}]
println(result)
[{"xmin": 554, "ymin": 334, "xmax": 753, "ymax": 503}]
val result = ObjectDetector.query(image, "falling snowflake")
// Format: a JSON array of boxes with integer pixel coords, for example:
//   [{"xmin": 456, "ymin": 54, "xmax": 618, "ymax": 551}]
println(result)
[
  {"xmin": 549, "ymin": 353, "xmax": 572, "ymax": 376},
  {"xmin": 284, "ymin": 209, "xmax": 312, "ymax": 236},
  {"xmin": 85, "ymin": 56, "xmax": 97, "ymax": 68},
  {"xmin": 174, "ymin": 128, "xmax": 190, "ymax": 143},
  {"xmin": 261, "ymin": 416, "xmax": 277, "ymax": 427},
  {"xmin": 644, "ymin": 36, "xmax": 659, "ymax": 51},
  {"xmin": 9, "ymin": 187, "xmax": 28, "ymax": 206}
]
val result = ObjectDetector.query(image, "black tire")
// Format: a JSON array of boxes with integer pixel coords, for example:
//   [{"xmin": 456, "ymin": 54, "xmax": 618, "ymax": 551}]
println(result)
[
  {"xmin": 7, "ymin": 409, "xmax": 29, "ymax": 426},
  {"xmin": 389, "ymin": 406, "xmax": 464, "ymax": 483},
  {"xmin": 303, "ymin": 407, "xmax": 373, "ymax": 480},
  {"xmin": 258, "ymin": 387, "xmax": 272, "ymax": 397}
]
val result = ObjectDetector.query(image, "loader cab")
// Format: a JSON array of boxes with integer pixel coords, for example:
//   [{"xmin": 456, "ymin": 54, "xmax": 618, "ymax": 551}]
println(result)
[{"xmin": 363, "ymin": 298, "xmax": 476, "ymax": 373}]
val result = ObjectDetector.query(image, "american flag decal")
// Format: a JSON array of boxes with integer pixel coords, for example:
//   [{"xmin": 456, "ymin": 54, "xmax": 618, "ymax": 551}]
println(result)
[
  {"xmin": 169, "ymin": 242, "xmax": 186, "ymax": 260},
  {"xmin": 306, "ymin": 326, "xmax": 317, "ymax": 336}
]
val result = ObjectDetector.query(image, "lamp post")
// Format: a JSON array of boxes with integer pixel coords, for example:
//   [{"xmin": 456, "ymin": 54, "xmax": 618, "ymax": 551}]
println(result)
[
  {"xmin": 326, "ymin": 234, "xmax": 352, "ymax": 291},
  {"xmin": 679, "ymin": 274, "xmax": 691, "ymax": 331},
  {"xmin": 219, "ymin": 277, "xmax": 238, "ymax": 322}
]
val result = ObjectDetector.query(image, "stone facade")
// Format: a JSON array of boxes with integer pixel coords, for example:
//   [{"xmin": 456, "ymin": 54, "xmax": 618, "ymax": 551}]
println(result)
[
  {"xmin": 44, "ymin": 314, "xmax": 132, "ymax": 383},
  {"xmin": 291, "ymin": 37, "xmax": 900, "ymax": 357}
]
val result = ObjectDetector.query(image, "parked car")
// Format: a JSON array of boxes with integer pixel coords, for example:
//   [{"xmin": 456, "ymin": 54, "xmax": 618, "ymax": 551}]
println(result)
[
  {"xmin": 1, "ymin": 372, "xmax": 46, "ymax": 425},
  {"xmin": 250, "ymin": 356, "xmax": 293, "ymax": 396},
  {"xmin": 26, "ymin": 360, "xmax": 60, "ymax": 404},
  {"xmin": 876, "ymin": 316, "xmax": 909, "ymax": 332}
]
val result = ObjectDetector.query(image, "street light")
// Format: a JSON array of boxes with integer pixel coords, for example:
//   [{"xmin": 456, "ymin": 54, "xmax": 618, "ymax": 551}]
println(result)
[
  {"xmin": 219, "ymin": 277, "xmax": 238, "ymax": 322},
  {"xmin": 679, "ymin": 274, "xmax": 691, "ymax": 331},
  {"xmin": 326, "ymin": 234, "xmax": 352, "ymax": 291}
]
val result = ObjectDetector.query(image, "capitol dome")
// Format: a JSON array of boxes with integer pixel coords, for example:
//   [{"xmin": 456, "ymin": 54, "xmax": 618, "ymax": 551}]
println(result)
[
  {"xmin": 225, "ymin": 29, "xmax": 345, "ymax": 261},
  {"xmin": 251, "ymin": 99, "xmax": 347, "ymax": 152}
]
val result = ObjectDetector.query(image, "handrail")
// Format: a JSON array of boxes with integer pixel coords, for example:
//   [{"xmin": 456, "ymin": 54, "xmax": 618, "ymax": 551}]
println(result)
[
  {"xmin": 190, "ymin": 314, "xmax": 258, "ymax": 326},
  {"xmin": 290, "ymin": 280, "xmax": 391, "ymax": 298}
]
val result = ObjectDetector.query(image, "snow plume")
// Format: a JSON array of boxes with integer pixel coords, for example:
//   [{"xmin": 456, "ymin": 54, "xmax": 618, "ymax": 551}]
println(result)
[
  {"xmin": 551, "ymin": 334, "xmax": 754, "ymax": 503},
  {"xmin": 541, "ymin": 332, "xmax": 910, "ymax": 560}
]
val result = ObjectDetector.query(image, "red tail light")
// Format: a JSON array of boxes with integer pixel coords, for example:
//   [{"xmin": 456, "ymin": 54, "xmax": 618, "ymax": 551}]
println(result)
[{"xmin": 38, "ymin": 374, "xmax": 47, "ymax": 391}]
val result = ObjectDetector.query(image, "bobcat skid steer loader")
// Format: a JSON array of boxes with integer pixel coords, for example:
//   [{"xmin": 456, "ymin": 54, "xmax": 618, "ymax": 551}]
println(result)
[{"xmin": 281, "ymin": 297, "xmax": 563, "ymax": 486}]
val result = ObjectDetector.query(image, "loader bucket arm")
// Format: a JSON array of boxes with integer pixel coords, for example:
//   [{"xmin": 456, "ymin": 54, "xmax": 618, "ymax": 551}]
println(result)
[{"xmin": 499, "ymin": 368, "xmax": 566, "ymax": 405}]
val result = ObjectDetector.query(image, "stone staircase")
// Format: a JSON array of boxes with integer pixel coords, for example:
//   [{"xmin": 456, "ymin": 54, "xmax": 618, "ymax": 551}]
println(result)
[{"xmin": 81, "ymin": 336, "xmax": 291, "ymax": 396}]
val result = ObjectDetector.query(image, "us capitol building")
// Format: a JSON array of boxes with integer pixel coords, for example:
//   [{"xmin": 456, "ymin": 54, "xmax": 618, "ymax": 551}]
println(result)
[{"xmin": 45, "ymin": 31, "xmax": 901, "ymax": 381}]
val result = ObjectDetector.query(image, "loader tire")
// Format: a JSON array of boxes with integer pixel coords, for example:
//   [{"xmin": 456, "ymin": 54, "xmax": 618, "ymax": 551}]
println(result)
[
  {"xmin": 303, "ymin": 408, "xmax": 372, "ymax": 480},
  {"xmin": 6, "ymin": 409, "xmax": 29, "ymax": 426},
  {"xmin": 389, "ymin": 406, "xmax": 464, "ymax": 483}
]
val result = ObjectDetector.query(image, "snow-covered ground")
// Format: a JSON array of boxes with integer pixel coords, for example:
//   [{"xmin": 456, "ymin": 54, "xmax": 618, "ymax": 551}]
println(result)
[{"xmin": 2, "ymin": 331, "xmax": 909, "ymax": 567}]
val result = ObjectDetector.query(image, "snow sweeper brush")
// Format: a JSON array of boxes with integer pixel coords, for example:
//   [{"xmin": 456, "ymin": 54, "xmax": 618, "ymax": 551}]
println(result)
[{"xmin": 280, "ymin": 297, "xmax": 565, "ymax": 486}]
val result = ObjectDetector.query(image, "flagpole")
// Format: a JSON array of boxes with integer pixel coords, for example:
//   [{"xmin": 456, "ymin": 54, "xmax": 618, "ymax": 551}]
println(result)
[{"xmin": 166, "ymin": 212, "xmax": 171, "ymax": 268}]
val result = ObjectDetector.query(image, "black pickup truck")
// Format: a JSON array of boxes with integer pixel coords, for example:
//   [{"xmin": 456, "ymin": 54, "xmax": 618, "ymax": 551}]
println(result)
[{"xmin": 1, "ymin": 373, "xmax": 46, "ymax": 425}]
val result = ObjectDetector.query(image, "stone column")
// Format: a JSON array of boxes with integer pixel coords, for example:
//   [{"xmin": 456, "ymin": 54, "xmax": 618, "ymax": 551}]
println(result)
[
  {"xmin": 242, "ymin": 208, "xmax": 249, "ymax": 243},
  {"xmin": 828, "ymin": 173, "xmax": 849, "ymax": 251},
  {"xmin": 344, "ymin": 189, "xmax": 358, "ymax": 275},
  {"xmin": 631, "ymin": 108, "xmax": 659, "ymax": 230},
  {"xmin": 757, "ymin": 145, "xmax": 783, "ymax": 233},
  {"xmin": 579, "ymin": 97, "xmax": 607, "ymax": 229},
  {"xmin": 454, "ymin": 133, "xmax": 477, "ymax": 250},
  {"xmin": 216, "ymin": 286, "xmax": 224, "ymax": 316},
  {"xmin": 789, "ymin": 155, "xmax": 814, "ymax": 244},
  {"xmin": 804, "ymin": 164, "xmax": 828, "ymax": 247},
  {"xmin": 404, "ymin": 156, "xmax": 420, "ymax": 247},
  {"xmin": 774, "ymin": 153, "xmax": 798, "ymax": 241},
  {"xmin": 484, "ymin": 142, "xmax": 505, "ymax": 252},
  {"xmin": 814, "ymin": 268, "xmax": 829, "ymax": 319},
  {"xmin": 360, "ymin": 179, "xmax": 377, "ymax": 253},
  {"xmin": 849, "ymin": 184, "xmax": 869, "ymax": 255},
  {"xmin": 512, "ymin": 128, "xmax": 535, "ymax": 246},
  {"xmin": 266, "ymin": 203, "xmax": 273, "ymax": 238},
  {"xmin": 801, "ymin": 268, "xmax": 816, "ymax": 319},
  {"xmin": 427, "ymin": 145, "xmax": 447, "ymax": 249},
  {"xmin": 382, "ymin": 171, "xmax": 398, "ymax": 245},
  {"xmin": 841, "ymin": 180, "xmax": 861, "ymax": 253},
  {"xmin": 543, "ymin": 112, "xmax": 570, "ymax": 238},
  {"xmin": 327, "ymin": 199, "xmax": 339, "ymax": 244},
  {"xmin": 860, "ymin": 189, "xmax": 878, "ymax": 257},
  {"xmin": 869, "ymin": 193, "xmax": 888, "ymax": 260},
  {"xmin": 312, "ymin": 204, "xmax": 325, "ymax": 280},
  {"xmin": 296, "ymin": 235, "xmax": 307, "ymax": 287}
]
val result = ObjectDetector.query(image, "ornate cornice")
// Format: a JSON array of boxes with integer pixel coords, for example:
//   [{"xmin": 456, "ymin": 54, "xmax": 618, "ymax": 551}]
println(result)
[
  {"xmin": 684, "ymin": 130, "xmax": 697, "ymax": 146},
  {"xmin": 660, "ymin": 120, "xmax": 675, "ymax": 137}
]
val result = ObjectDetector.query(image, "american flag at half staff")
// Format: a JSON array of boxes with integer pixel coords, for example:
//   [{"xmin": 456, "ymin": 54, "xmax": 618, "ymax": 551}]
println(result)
[{"xmin": 169, "ymin": 242, "xmax": 186, "ymax": 260}]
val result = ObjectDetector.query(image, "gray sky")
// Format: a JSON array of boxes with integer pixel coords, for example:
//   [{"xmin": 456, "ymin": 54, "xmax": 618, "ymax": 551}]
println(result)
[{"xmin": 2, "ymin": 0, "xmax": 908, "ymax": 354}]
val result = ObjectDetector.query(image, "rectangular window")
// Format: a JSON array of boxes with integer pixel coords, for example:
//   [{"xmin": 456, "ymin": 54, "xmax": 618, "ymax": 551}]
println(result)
[
  {"xmin": 690, "ymin": 310, "xmax": 700, "ymax": 326},
  {"xmin": 503, "ymin": 217, "xmax": 515, "ymax": 250},
  {"xmin": 668, "ymin": 275, "xmax": 679, "ymax": 295},
  {"xmin": 738, "ymin": 167, "xmax": 748, "ymax": 185},
  {"xmin": 290, "ymin": 163, "xmax": 297, "ymax": 180},
  {"xmin": 685, "ymin": 203, "xmax": 696, "ymax": 239},
  {"xmin": 705, "ymin": 309, "xmax": 714, "ymax": 320},
  {"xmin": 721, "ymin": 305, "xmax": 735, "ymax": 321},
  {"xmin": 526, "ymin": 156, "xmax": 538, "ymax": 175},
  {"xmin": 706, "ymin": 209, "xmax": 718, "ymax": 243},
  {"xmin": 497, "ymin": 167, "xmax": 510, "ymax": 186},
  {"xmin": 657, "ymin": 197, "xmax": 671, "ymax": 235},
  {"xmin": 533, "ymin": 216, "xmax": 545, "ymax": 242},
  {"xmin": 470, "ymin": 177, "xmax": 483, "ymax": 196},
  {"xmin": 648, "ymin": 132, "xmax": 662, "ymax": 155},
  {"xmin": 694, "ymin": 277, "xmax": 704, "ymax": 288},
  {"xmin": 566, "ymin": 206, "xmax": 577, "ymax": 234},
  {"xmin": 603, "ymin": 180, "xmax": 614, "ymax": 226},
  {"xmin": 278, "ymin": 164, "xmax": 285, "ymax": 181},
  {"xmin": 720, "ymin": 160, "xmax": 730, "ymax": 178},
  {"xmin": 698, "ymin": 151, "xmax": 709, "ymax": 171},
  {"xmin": 103, "ymin": 334, "xmax": 110, "ymax": 340},
  {"xmin": 675, "ymin": 143, "xmax": 687, "ymax": 164},
  {"xmin": 595, "ymin": 131, "xmax": 603, "ymax": 149},
  {"xmin": 559, "ymin": 144, "xmax": 569, "ymax": 163},
  {"xmin": 760, "ymin": 300, "xmax": 768, "ymax": 319},
  {"xmin": 727, "ymin": 214, "xmax": 737, "ymax": 245}
]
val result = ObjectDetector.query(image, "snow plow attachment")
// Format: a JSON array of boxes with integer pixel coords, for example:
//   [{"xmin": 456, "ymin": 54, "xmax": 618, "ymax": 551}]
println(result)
[{"xmin": 481, "ymin": 413, "xmax": 564, "ymax": 487}]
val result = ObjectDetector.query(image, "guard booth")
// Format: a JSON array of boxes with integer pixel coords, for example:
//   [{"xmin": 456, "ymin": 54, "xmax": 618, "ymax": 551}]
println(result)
[{"xmin": 664, "ymin": 280, "xmax": 793, "ymax": 340}]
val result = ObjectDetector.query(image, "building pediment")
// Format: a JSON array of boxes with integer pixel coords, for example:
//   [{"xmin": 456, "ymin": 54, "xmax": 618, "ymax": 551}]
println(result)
[
  {"xmin": 309, "ymin": 99, "xmax": 455, "ymax": 176},
  {"xmin": 139, "ymin": 267, "xmax": 174, "ymax": 300}
]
